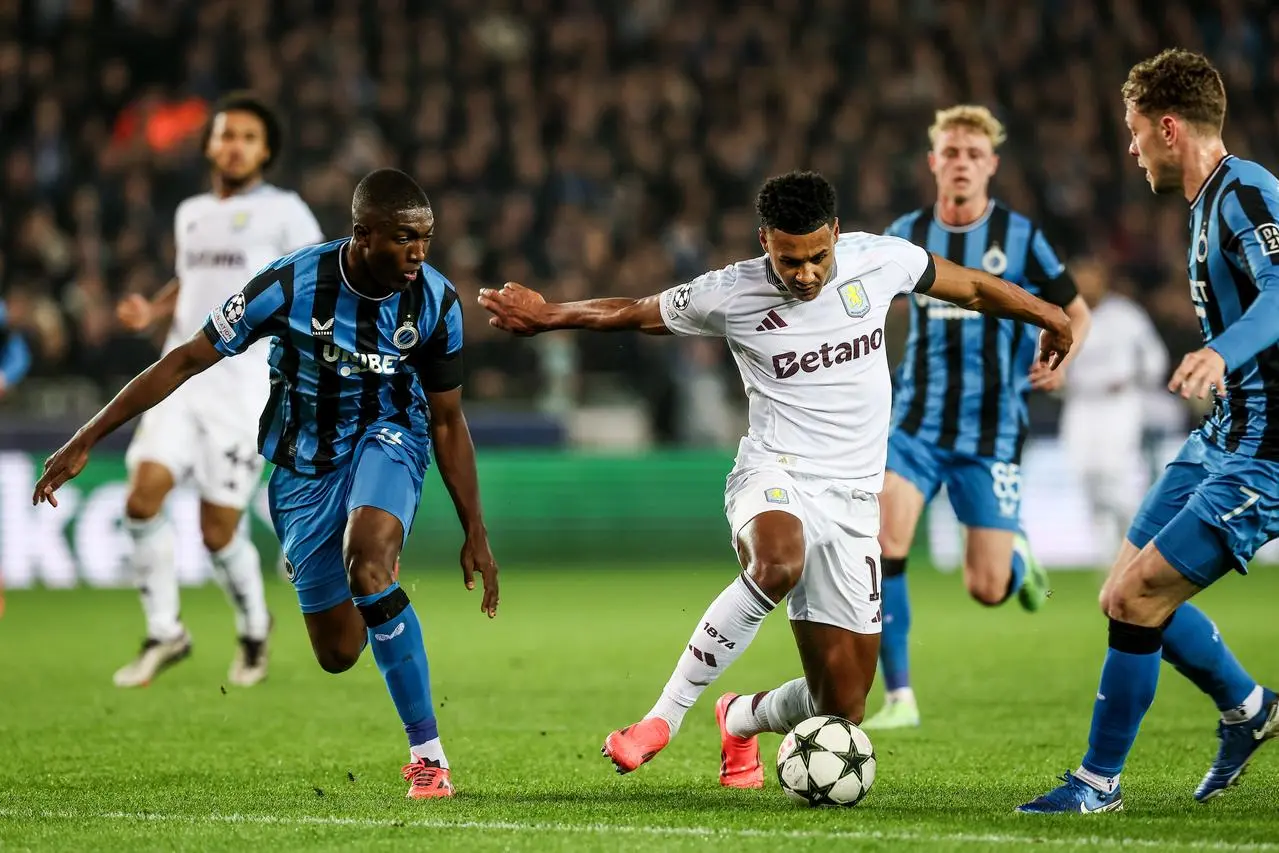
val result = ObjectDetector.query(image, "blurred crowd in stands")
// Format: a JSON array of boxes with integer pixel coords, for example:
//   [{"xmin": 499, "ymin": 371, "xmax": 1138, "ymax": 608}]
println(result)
[{"xmin": 1, "ymin": 0, "xmax": 1274, "ymax": 441}]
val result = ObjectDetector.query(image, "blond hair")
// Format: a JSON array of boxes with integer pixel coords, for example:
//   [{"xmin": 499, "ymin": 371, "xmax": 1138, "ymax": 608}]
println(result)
[{"xmin": 928, "ymin": 105, "xmax": 1007, "ymax": 148}]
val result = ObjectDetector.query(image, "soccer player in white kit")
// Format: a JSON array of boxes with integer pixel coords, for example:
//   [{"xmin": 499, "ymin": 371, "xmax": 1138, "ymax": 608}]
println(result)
[
  {"xmin": 112, "ymin": 94, "xmax": 323, "ymax": 687},
  {"xmin": 1061, "ymin": 260, "xmax": 1169, "ymax": 565},
  {"xmin": 479, "ymin": 172, "xmax": 1073, "ymax": 787}
]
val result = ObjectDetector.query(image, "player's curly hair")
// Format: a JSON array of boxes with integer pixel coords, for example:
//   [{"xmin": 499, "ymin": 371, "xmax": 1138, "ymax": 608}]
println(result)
[
  {"xmin": 352, "ymin": 168, "xmax": 431, "ymax": 221},
  {"xmin": 200, "ymin": 92, "xmax": 283, "ymax": 168},
  {"xmin": 755, "ymin": 171, "xmax": 837, "ymax": 234},
  {"xmin": 1123, "ymin": 49, "xmax": 1226, "ymax": 132}
]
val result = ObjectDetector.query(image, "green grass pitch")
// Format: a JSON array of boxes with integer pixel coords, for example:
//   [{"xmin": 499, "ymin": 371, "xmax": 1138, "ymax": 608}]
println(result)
[{"xmin": 1, "ymin": 562, "xmax": 1277, "ymax": 851}]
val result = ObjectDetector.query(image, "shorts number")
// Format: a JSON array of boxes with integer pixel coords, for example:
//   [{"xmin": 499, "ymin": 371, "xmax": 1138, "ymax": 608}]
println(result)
[
  {"xmin": 1221, "ymin": 487, "xmax": 1261, "ymax": 522},
  {"xmin": 866, "ymin": 556, "xmax": 880, "ymax": 603},
  {"xmin": 991, "ymin": 462, "xmax": 1022, "ymax": 517}
]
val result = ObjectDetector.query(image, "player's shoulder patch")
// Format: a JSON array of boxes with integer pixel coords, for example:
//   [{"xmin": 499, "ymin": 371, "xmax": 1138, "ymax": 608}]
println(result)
[
  {"xmin": 211, "ymin": 291, "xmax": 247, "ymax": 343},
  {"xmin": 1255, "ymin": 222, "xmax": 1279, "ymax": 257}
]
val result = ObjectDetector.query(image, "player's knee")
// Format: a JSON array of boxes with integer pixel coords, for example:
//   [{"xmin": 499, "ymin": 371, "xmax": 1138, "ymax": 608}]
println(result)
[
  {"xmin": 963, "ymin": 564, "xmax": 1007, "ymax": 607},
  {"xmin": 124, "ymin": 488, "xmax": 164, "ymax": 522},
  {"xmin": 345, "ymin": 540, "xmax": 399, "ymax": 598},
  {"xmin": 747, "ymin": 557, "xmax": 803, "ymax": 602},
  {"xmin": 200, "ymin": 520, "xmax": 237, "ymax": 553},
  {"xmin": 315, "ymin": 644, "xmax": 361, "ymax": 674}
]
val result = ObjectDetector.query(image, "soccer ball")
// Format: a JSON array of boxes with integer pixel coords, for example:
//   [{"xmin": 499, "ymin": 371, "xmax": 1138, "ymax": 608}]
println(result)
[{"xmin": 776, "ymin": 715, "xmax": 876, "ymax": 807}]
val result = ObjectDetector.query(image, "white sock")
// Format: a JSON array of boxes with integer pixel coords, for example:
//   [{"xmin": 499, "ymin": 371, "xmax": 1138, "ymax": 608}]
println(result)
[
  {"xmin": 646, "ymin": 572, "xmax": 776, "ymax": 735},
  {"xmin": 1222, "ymin": 684, "xmax": 1264, "ymax": 724},
  {"xmin": 1074, "ymin": 765, "xmax": 1120, "ymax": 794},
  {"xmin": 726, "ymin": 677, "xmax": 816, "ymax": 738},
  {"xmin": 125, "ymin": 515, "xmax": 182, "ymax": 641},
  {"xmin": 209, "ymin": 534, "xmax": 270, "ymax": 640},
  {"xmin": 887, "ymin": 687, "xmax": 916, "ymax": 705},
  {"xmin": 410, "ymin": 738, "xmax": 449, "ymax": 769}
]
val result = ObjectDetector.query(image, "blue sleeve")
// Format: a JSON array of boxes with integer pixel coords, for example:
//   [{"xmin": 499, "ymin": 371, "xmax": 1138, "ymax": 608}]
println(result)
[
  {"xmin": 1025, "ymin": 229, "xmax": 1077, "ymax": 307},
  {"xmin": 1208, "ymin": 184, "xmax": 1279, "ymax": 371},
  {"xmin": 883, "ymin": 214, "xmax": 913, "ymax": 240},
  {"xmin": 0, "ymin": 329, "xmax": 31, "ymax": 387},
  {"xmin": 411, "ymin": 286, "xmax": 464, "ymax": 392},
  {"xmin": 201, "ymin": 264, "xmax": 293, "ymax": 357}
]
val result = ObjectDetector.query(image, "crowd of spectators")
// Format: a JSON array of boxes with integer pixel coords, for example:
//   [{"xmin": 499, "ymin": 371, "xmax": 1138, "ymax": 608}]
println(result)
[{"xmin": 1, "ymin": 0, "xmax": 1275, "ymax": 440}]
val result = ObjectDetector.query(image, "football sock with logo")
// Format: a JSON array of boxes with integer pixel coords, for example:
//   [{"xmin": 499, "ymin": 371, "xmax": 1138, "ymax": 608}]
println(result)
[
  {"xmin": 725, "ymin": 678, "xmax": 817, "ymax": 738},
  {"xmin": 878, "ymin": 557, "xmax": 911, "ymax": 690},
  {"xmin": 646, "ymin": 572, "xmax": 776, "ymax": 736},
  {"xmin": 209, "ymin": 534, "xmax": 271, "ymax": 641},
  {"xmin": 1080, "ymin": 618, "xmax": 1163, "ymax": 783},
  {"xmin": 1161, "ymin": 603, "xmax": 1258, "ymax": 721},
  {"xmin": 125, "ymin": 514, "xmax": 183, "ymax": 641},
  {"xmin": 353, "ymin": 582, "xmax": 444, "ymax": 763}
]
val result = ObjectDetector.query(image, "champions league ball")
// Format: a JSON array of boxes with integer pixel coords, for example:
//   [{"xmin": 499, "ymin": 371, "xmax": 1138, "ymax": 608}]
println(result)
[{"xmin": 776, "ymin": 715, "xmax": 876, "ymax": 807}]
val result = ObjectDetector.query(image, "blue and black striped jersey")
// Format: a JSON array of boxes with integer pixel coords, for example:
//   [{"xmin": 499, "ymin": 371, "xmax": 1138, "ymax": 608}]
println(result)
[
  {"xmin": 202, "ymin": 239, "xmax": 464, "ymax": 474},
  {"xmin": 1188, "ymin": 156, "xmax": 1279, "ymax": 460},
  {"xmin": 886, "ymin": 202, "xmax": 1077, "ymax": 461}
]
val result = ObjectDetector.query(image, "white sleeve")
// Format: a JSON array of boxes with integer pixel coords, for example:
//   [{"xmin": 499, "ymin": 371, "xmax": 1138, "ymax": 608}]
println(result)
[
  {"xmin": 281, "ymin": 194, "xmax": 324, "ymax": 252},
  {"xmin": 659, "ymin": 263, "xmax": 737, "ymax": 337},
  {"xmin": 882, "ymin": 236, "xmax": 937, "ymax": 295}
]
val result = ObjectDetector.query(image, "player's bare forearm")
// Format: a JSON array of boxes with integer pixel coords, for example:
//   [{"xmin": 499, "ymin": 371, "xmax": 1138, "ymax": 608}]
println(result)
[
  {"xmin": 426, "ymin": 389, "xmax": 487, "ymax": 537},
  {"xmin": 1058, "ymin": 296, "xmax": 1091, "ymax": 368},
  {"xmin": 82, "ymin": 333, "xmax": 221, "ymax": 444},
  {"xmin": 479, "ymin": 283, "xmax": 670, "ymax": 336},
  {"xmin": 150, "ymin": 278, "xmax": 181, "ymax": 322},
  {"xmin": 930, "ymin": 256, "xmax": 1069, "ymax": 333},
  {"xmin": 543, "ymin": 296, "xmax": 669, "ymax": 334}
]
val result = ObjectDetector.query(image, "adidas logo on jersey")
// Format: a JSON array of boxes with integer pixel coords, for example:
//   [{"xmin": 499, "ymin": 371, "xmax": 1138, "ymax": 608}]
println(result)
[
  {"xmin": 755, "ymin": 310, "xmax": 788, "ymax": 332},
  {"xmin": 312, "ymin": 317, "xmax": 334, "ymax": 337},
  {"xmin": 772, "ymin": 329, "xmax": 884, "ymax": 379}
]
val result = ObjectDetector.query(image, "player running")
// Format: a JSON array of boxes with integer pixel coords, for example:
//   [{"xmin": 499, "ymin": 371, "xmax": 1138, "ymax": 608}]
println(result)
[
  {"xmin": 1019, "ymin": 49, "xmax": 1279, "ymax": 814},
  {"xmin": 864, "ymin": 106, "xmax": 1092, "ymax": 731},
  {"xmin": 1061, "ymin": 260, "xmax": 1169, "ymax": 564},
  {"xmin": 35, "ymin": 168, "xmax": 499, "ymax": 800},
  {"xmin": 111, "ymin": 93, "xmax": 323, "ymax": 688},
  {"xmin": 479, "ymin": 171, "xmax": 1071, "ymax": 788}
]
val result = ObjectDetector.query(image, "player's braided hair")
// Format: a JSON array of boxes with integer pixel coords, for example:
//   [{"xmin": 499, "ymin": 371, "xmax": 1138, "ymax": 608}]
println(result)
[
  {"xmin": 755, "ymin": 171, "xmax": 837, "ymax": 235},
  {"xmin": 1123, "ymin": 49, "xmax": 1226, "ymax": 131},
  {"xmin": 351, "ymin": 168, "xmax": 432, "ymax": 221},
  {"xmin": 201, "ymin": 92, "xmax": 283, "ymax": 169}
]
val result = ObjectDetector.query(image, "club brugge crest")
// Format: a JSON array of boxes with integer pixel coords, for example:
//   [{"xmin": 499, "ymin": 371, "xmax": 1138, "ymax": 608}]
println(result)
[
  {"xmin": 283, "ymin": 558, "xmax": 295, "ymax": 581},
  {"xmin": 982, "ymin": 244, "xmax": 1008, "ymax": 275},
  {"xmin": 838, "ymin": 280, "xmax": 871, "ymax": 318},
  {"xmin": 392, "ymin": 320, "xmax": 420, "ymax": 350}
]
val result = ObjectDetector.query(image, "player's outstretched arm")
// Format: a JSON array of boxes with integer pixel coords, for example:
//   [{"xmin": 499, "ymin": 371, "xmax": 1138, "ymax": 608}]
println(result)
[
  {"xmin": 478, "ymin": 282, "xmax": 671, "ymax": 336},
  {"xmin": 32, "ymin": 333, "xmax": 223, "ymax": 507},
  {"xmin": 427, "ymin": 387, "xmax": 499, "ymax": 618},
  {"xmin": 927, "ymin": 254, "xmax": 1073, "ymax": 368}
]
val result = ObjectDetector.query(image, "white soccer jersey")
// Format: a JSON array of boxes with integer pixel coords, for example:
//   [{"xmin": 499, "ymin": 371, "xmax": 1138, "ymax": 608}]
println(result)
[
  {"xmin": 168, "ymin": 183, "xmax": 323, "ymax": 410},
  {"xmin": 1063, "ymin": 295, "xmax": 1167, "ymax": 401},
  {"xmin": 661, "ymin": 232, "xmax": 935, "ymax": 490}
]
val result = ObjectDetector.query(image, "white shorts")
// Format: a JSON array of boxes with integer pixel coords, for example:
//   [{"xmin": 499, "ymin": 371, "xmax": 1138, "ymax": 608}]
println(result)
[
  {"xmin": 125, "ymin": 386, "xmax": 264, "ymax": 510},
  {"xmin": 724, "ymin": 465, "xmax": 883, "ymax": 634}
]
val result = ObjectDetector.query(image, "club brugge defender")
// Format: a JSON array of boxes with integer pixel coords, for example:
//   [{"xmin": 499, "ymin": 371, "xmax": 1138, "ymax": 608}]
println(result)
[
  {"xmin": 1020, "ymin": 49, "xmax": 1279, "ymax": 814},
  {"xmin": 34, "ymin": 168, "xmax": 499, "ymax": 800},
  {"xmin": 864, "ymin": 105, "xmax": 1092, "ymax": 732},
  {"xmin": 480, "ymin": 171, "xmax": 1072, "ymax": 790}
]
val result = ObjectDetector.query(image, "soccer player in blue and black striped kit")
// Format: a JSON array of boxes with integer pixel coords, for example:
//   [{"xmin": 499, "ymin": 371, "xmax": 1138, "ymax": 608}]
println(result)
[
  {"xmin": 34, "ymin": 168, "xmax": 499, "ymax": 800},
  {"xmin": 1021, "ymin": 49, "xmax": 1279, "ymax": 814},
  {"xmin": 864, "ymin": 106, "xmax": 1093, "ymax": 730}
]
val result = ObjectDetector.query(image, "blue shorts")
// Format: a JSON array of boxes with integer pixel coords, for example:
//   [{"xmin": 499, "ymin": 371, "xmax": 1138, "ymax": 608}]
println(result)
[
  {"xmin": 1128, "ymin": 431, "xmax": 1279, "ymax": 588},
  {"xmin": 269, "ymin": 427, "xmax": 428, "ymax": 614},
  {"xmin": 886, "ymin": 429, "xmax": 1022, "ymax": 531}
]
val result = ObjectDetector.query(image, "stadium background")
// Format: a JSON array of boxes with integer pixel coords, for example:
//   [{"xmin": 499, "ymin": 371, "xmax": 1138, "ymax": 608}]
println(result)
[{"xmin": 2, "ymin": 0, "xmax": 1278, "ymax": 587}]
